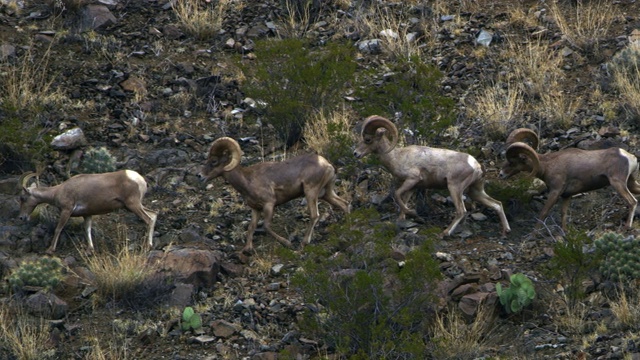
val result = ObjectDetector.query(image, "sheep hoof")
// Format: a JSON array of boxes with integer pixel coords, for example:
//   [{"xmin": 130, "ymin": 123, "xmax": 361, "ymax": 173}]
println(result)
[
  {"xmin": 241, "ymin": 246, "xmax": 256, "ymax": 256},
  {"xmin": 45, "ymin": 248, "xmax": 55, "ymax": 255}
]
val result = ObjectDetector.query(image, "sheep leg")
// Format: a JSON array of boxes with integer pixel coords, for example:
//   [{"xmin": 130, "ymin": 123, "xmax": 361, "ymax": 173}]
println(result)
[
  {"xmin": 443, "ymin": 184, "xmax": 467, "ymax": 237},
  {"xmin": 321, "ymin": 184, "xmax": 350, "ymax": 214},
  {"xmin": 537, "ymin": 191, "xmax": 562, "ymax": 228},
  {"xmin": 468, "ymin": 182, "xmax": 511, "ymax": 236},
  {"xmin": 83, "ymin": 216, "xmax": 94, "ymax": 253},
  {"xmin": 610, "ymin": 180, "xmax": 638, "ymax": 227},
  {"xmin": 261, "ymin": 203, "xmax": 292, "ymax": 249},
  {"xmin": 47, "ymin": 209, "xmax": 73, "ymax": 254},
  {"xmin": 560, "ymin": 197, "xmax": 572, "ymax": 230},
  {"xmin": 128, "ymin": 204, "xmax": 158, "ymax": 249},
  {"xmin": 303, "ymin": 193, "xmax": 320, "ymax": 246},
  {"xmin": 395, "ymin": 178, "xmax": 420, "ymax": 220},
  {"xmin": 242, "ymin": 208, "xmax": 261, "ymax": 254}
]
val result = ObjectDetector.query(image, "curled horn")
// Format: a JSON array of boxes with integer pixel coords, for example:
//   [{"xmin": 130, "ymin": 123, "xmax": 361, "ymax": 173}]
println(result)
[
  {"xmin": 362, "ymin": 115, "xmax": 399, "ymax": 153},
  {"xmin": 20, "ymin": 172, "xmax": 38, "ymax": 190},
  {"xmin": 506, "ymin": 128, "xmax": 539, "ymax": 149},
  {"xmin": 209, "ymin": 137, "xmax": 242, "ymax": 172},
  {"xmin": 505, "ymin": 142, "xmax": 540, "ymax": 177}
]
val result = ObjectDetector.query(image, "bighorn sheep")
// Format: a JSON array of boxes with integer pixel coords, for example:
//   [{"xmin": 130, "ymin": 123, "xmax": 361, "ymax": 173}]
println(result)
[
  {"xmin": 499, "ymin": 128, "xmax": 640, "ymax": 229},
  {"xmin": 199, "ymin": 137, "xmax": 350, "ymax": 254},
  {"xmin": 354, "ymin": 115, "xmax": 511, "ymax": 237},
  {"xmin": 19, "ymin": 170, "xmax": 158, "ymax": 254}
]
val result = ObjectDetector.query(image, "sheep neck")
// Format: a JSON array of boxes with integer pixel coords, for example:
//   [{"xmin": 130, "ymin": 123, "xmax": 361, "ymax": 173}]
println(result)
[
  {"xmin": 30, "ymin": 185, "xmax": 62, "ymax": 206},
  {"xmin": 221, "ymin": 167, "xmax": 255, "ymax": 198}
]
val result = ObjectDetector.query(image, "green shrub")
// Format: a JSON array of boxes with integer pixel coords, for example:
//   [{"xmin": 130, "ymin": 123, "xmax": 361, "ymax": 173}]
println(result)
[
  {"xmin": 607, "ymin": 42, "xmax": 640, "ymax": 83},
  {"xmin": 496, "ymin": 273, "xmax": 536, "ymax": 314},
  {"xmin": 181, "ymin": 306, "xmax": 203, "ymax": 332},
  {"xmin": 595, "ymin": 232, "xmax": 640, "ymax": 283},
  {"xmin": 240, "ymin": 38, "xmax": 356, "ymax": 146},
  {"xmin": 355, "ymin": 56, "xmax": 456, "ymax": 145},
  {"xmin": 292, "ymin": 208, "xmax": 441, "ymax": 358},
  {"xmin": 544, "ymin": 228, "xmax": 601, "ymax": 307},
  {"xmin": 79, "ymin": 147, "xmax": 117, "ymax": 174},
  {"xmin": 9, "ymin": 257, "xmax": 64, "ymax": 292}
]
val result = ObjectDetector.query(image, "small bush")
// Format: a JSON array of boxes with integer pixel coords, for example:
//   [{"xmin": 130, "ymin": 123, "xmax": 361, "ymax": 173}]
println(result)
[
  {"xmin": 292, "ymin": 208, "xmax": 441, "ymax": 358},
  {"xmin": 79, "ymin": 147, "xmax": 117, "ymax": 174},
  {"xmin": 544, "ymin": 228, "xmax": 601, "ymax": 307},
  {"xmin": 8, "ymin": 257, "xmax": 64, "ymax": 292},
  {"xmin": 356, "ymin": 56, "xmax": 455, "ymax": 145},
  {"xmin": 496, "ymin": 273, "xmax": 536, "ymax": 314},
  {"xmin": 240, "ymin": 38, "xmax": 356, "ymax": 146}
]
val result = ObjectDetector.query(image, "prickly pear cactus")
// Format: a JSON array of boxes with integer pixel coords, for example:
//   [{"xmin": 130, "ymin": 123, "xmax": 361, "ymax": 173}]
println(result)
[
  {"xmin": 79, "ymin": 146, "xmax": 117, "ymax": 174},
  {"xmin": 9, "ymin": 257, "xmax": 64, "ymax": 291},
  {"xmin": 595, "ymin": 232, "xmax": 640, "ymax": 282}
]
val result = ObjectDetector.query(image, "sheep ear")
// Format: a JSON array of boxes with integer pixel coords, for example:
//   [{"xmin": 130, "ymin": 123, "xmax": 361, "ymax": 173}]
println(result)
[{"xmin": 375, "ymin": 128, "xmax": 387, "ymax": 137}]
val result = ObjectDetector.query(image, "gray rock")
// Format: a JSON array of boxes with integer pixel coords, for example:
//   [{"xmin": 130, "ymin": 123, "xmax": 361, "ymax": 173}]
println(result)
[{"xmin": 51, "ymin": 128, "xmax": 87, "ymax": 151}]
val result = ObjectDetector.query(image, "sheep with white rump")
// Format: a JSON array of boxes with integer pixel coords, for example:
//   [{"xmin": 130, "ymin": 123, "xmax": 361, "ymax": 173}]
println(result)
[
  {"xmin": 199, "ymin": 137, "xmax": 350, "ymax": 254},
  {"xmin": 500, "ymin": 128, "xmax": 640, "ymax": 230},
  {"xmin": 353, "ymin": 115, "xmax": 511, "ymax": 237},
  {"xmin": 19, "ymin": 170, "xmax": 158, "ymax": 254}
]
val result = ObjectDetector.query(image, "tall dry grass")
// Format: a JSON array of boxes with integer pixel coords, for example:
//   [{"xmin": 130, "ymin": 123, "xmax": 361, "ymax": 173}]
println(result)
[
  {"xmin": 0, "ymin": 305, "xmax": 54, "ymax": 360},
  {"xmin": 548, "ymin": 0, "xmax": 620, "ymax": 54},
  {"xmin": 0, "ymin": 41, "xmax": 65, "ymax": 114},
  {"xmin": 81, "ymin": 232, "xmax": 160, "ymax": 307},
  {"xmin": 172, "ymin": 0, "xmax": 238, "ymax": 40},
  {"xmin": 429, "ymin": 303, "xmax": 500, "ymax": 359}
]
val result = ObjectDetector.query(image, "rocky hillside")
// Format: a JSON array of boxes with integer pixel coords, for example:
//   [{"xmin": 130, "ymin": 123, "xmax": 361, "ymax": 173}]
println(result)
[{"xmin": 2, "ymin": 0, "xmax": 640, "ymax": 359}]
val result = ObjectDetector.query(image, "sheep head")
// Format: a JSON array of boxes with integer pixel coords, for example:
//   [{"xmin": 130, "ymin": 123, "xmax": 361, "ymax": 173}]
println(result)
[
  {"xmin": 506, "ymin": 128, "xmax": 539, "ymax": 149},
  {"xmin": 354, "ymin": 115, "xmax": 399, "ymax": 158},
  {"xmin": 200, "ymin": 137, "xmax": 242, "ymax": 181},
  {"xmin": 500, "ymin": 142, "xmax": 540, "ymax": 179},
  {"xmin": 18, "ymin": 172, "xmax": 39, "ymax": 221}
]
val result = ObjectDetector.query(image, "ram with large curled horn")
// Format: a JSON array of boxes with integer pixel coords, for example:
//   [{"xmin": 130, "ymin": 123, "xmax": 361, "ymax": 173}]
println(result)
[
  {"xmin": 18, "ymin": 170, "xmax": 158, "ymax": 254},
  {"xmin": 500, "ymin": 128, "xmax": 640, "ymax": 229},
  {"xmin": 354, "ymin": 115, "xmax": 511, "ymax": 237},
  {"xmin": 199, "ymin": 137, "xmax": 350, "ymax": 254}
]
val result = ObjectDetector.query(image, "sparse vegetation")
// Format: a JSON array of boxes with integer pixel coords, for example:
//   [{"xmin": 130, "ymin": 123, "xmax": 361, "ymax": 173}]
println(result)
[
  {"xmin": 82, "ymin": 240, "xmax": 167, "ymax": 308},
  {"xmin": 0, "ymin": 304, "xmax": 55, "ymax": 360},
  {"xmin": 293, "ymin": 208, "xmax": 441, "ymax": 358},
  {"xmin": 356, "ymin": 56, "xmax": 456, "ymax": 145},
  {"xmin": 240, "ymin": 38, "xmax": 357, "ymax": 146},
  {"xmin": 172, "ymin": 0, "xmax": 236, "ymax": 40}
]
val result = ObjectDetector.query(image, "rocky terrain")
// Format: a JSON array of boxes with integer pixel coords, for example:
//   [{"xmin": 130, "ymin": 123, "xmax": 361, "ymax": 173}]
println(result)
[{"xmin": 2, "ymin": 0, "xmax": 640, "ymax": 359}]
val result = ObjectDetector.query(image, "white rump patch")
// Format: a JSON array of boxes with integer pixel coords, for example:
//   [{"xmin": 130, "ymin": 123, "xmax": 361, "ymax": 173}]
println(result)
[
  {"xmin": 619, "ymin": 148, "xmax": 637, "ymax": 177},
  {"xmin": 125, "ymin": 170, "xmax": 147, "ymax": 194},
  {"xmin": 467, "ymin": 155, "xmax": 480, "ymax": 170}
]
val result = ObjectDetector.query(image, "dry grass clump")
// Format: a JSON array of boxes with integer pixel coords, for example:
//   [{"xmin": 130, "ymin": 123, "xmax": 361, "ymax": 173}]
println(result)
[
  {"xmin": 81, "ymin": 234, "xmax": 163, "ymax": 307},
  {"xmin": 172, "ymin": 0, "xmax": 237, "ymax": 41},
  {"xmin": 303, "ymin": 109, "xmax": 356, "ymax": 155},
  {"xmin": 548, "ymin": 0, "xmax": 620, "ymax": 55},
  {"xmin": 429, "ymin": 303, "xmax": 500, "ymax": 359},
  {"xmin": 0, "ymin": 304, "xmax": 54, "ymax": 360},
  {"xmin": 609, "ymin": 285, "xmax": 640, "ymax": 329},
  {"xmin": 0, "ymin": 41, "xmax": 66, "ymax": 114},
  {"xmin": 609, "ymin": 42, "xmax": 640, "ymax": 121},
  {"xmin": 469, "ymin": 81, "xmax": 522, "ymax": 139}
]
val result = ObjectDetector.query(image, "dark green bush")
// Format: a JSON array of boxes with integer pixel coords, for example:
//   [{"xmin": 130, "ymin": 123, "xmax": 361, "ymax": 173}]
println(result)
[
  {"xmin": 240, "ymin": 38, "xmax": 356, "ymax": 146},
  {"xmin": 355, "ymin": 56, "xmax": 456, "ymax": 145},
  {"xmin": 292, "ymin": 208, "xmax": 441, "ymax": 358},
  {"xmin": 544, "ymin": 228, "xmax": 601, "ymax": 307}
]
